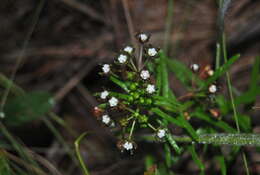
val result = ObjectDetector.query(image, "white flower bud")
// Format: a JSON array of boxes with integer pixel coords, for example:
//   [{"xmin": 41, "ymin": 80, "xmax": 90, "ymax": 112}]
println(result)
[
  {"xmin": 124, "ymin": 46, "xmax": 134, "ymax": 54},
  {"xmin": 140, "ymin": 70, "xmax": 150, "ymax": 80},
  {"xmin": 190, "ymin": 64, "xmax": 199, "ymax": 72},
  {"xmin": 146, "ymin": 84, "xmax": 155, "ymax": 94},
  {"xmin": 208, "ymin": 84, "xmax": 217, "ymax": 93},
  {"xmin": 102, "ymin": 114, "xmax": 110, "ymax": 125},
  {"xmin": 117, "ymin": 54, "xmax": 127, "ymax": 64},
  {"xmin": 148, "ymin": 48, "xmax": 158, "ymax": 57},
  {"xmin": 157, "ymin": 129, "xmax": 166, "ymax": 138},
  {"xmin": 123, "ymin": 141, "xmax": 133, "ymax": 150},
  {"xmin": 100, "ymin": 90, "xmax": 109, "ymax": 99},
  {"xmin": 108, "ymin": 97, "xmax": 119, "ymax": 107},
  {"xmin": 102, "ymin": 64, "xmax": 110, "ymax": 74}
]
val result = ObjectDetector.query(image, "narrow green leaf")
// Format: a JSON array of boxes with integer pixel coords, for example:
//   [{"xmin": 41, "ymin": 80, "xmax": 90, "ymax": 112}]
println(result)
[
  {"xmin": 215, "ymin": 155, "xmax": 227, "ymax": 175},
  {"xmin": 205, "ymin": 54, "xmax": 240, "ymax": 86},
  {"xmin": 199, "ymin": 133, "xmax": 260, "ymax": 146},
  {"xmin": 166, "ymin": 134, "xmax": 181, "ymax": 154},
  {"xmin": 109, "ymin": 76, "xmax": 129, "ymax": 92},
  {"xmin": 3, "ymin": 91, "xmax": 54, "ymax": 126},
  {"xmin": 164, "ymin": 143, "xmax": 172, "ymax": 168},
  {"xmin": 193, "ymin": 110, "xmax": 236, "ymax": 133},
  {"xmin": 151, "ymin": 108, "xmax": 182, "ymax": 127},
  {"xmin": 166, "ymin": 59, "xmax": 205, "ymax": 88},
  {"xmin": 237, "ymin": 114, "xmax": 251, "ymax": 132},
  {"xmin": 177, "ymin": 115, "xmax": 198, "ymax": 140},
  {"xmin": 187, "ymin": 145, "xmax": 205, "ymax": 172},
  {"xmin": 0, "ymin": 154, "xmax": 12, "ymax": 175},
  {"xmin": 159, "ymin": 52, "xmax": 170, "ymax": 98}
]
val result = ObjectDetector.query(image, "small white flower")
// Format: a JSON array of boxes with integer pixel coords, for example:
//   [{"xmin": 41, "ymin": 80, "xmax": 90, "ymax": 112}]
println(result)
[
  {"xmin": 207, "ymin": 70, "xmax": 214, "ymax": 76},
  {"xmin": 140, "ymin": 70, "xmax": 150, "ymax": 80},
  {"xmin": 139, "ymin": 33, "xmax": 148, "ymax": 42},
  {"xmin": 157, "ymin": 129, "xmax": 166, "ymax": 138},
  {"xmin": 102, "ymin": 114, "xmax": 110, "ymax": 125},
  {"xmin": 124, "ymin": 46, "xmax": 134, "ymax": 54},
  {"xmin": 190, "ymin": 64, "xmax": 199, "ymax": 72},
  {"xmin": 0, "ymin": 112, "xmax": 5, "ymax": 119},
  {"xmin": 117, "ymin": 54, "xmax": 128, "ymax": 64},
  {"xmin": 109, "ymin": 97, "xmax": 118, "ymax": 107},
  {"xmin": 208, "ymin": 84, "xmax": 217, "ymax": 93},
  {"xmin": 102, "ymin": 64, "xmax": 110, "ymax": 74},
  {"xmin": 123, "ymin": 141, "xmax": 133, "ymax": 150},
  {"xmin": 100, "ymin": 90, "xmax": 109, "ymax": 99},
  {"xmin": 146, "ymin": 84, "xmax": 155, "ymax": 94},
  {"xmin": 148, "ymin": 48, "xmax": 158, "ymax": 57}
]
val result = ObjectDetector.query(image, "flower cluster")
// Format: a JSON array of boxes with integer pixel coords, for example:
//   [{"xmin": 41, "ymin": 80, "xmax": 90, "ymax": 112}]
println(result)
[{"xmin": 94, "ymin": 33, "xmax": 166, "ymax": 153}]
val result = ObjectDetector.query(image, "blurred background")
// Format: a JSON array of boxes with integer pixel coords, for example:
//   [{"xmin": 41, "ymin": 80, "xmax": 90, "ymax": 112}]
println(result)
[{"xmin": 1, "ymin": 0, "xmax": 260, "ymax": 174}]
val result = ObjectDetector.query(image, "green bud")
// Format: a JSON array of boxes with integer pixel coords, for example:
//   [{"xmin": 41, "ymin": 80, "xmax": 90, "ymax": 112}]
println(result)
[
  {"xmin": 133, "ymin": 92, "xmax": 140, "ymax": 99},
  {"xmin": 139, "ymin": 97, "xmax": 145, "ymax": 104},
  {"xmin": 127, "ymin": 96, "xmax": 134, "ymax": 102},
  {"xmin": 145, "ymin": 98, "xmax": 153, "ymax": 105},
  {"xmin": 126, "ymin": 72, "xmax": 135, "ymax": 80},
  {"xmin": 140, "ymin": 124, "xmax": 148, "ymax": 128},
  {"xmin": 129, "ymin": 83, "xmax": 137, "ymax": 91},
  {"xmin": 138, "ymin": 115, "xmax": 148, "ymax": 123},
  {"xmin": 134, "ymin": 112, "xmax": 139, "ymax": 118}
]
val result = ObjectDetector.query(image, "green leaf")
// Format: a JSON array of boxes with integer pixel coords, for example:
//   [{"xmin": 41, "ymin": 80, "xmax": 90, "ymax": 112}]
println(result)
[
  {"xmin": 158, "ymin": 52, "xmax": 170, "ymax": 98},
  {"xmin": 109, "ymin": 76, "xmax": 129, "ymax": 92},
  {"xmin": 3, "ymin": 91, "xmax": 54, "ymax": 126},
  {"xmin": 193, "ymin": 110, "xmax": 236, "ymax": 133},
  {"xmin": 0, "ymin": 154, "xmax": 12, "ymax": 175},
  {"xmin": 151, "ymin": 108, "xmax": 198, "ymax": 140},
  {"xmin": 187, "ymin": 145, "xmax": 205, "ymax": 173},
  {"xmin": 215, "ymin": 95, "xmax": 229, "ymax": 115},
  {"xmin": 237, "ymin": 114, "xmax": 251, "ymax": 132},
  {"xmin": 215, "ymin": 155, "xmax": 227, "ymax": 175},
  {"xmin": 151, "ymin": 108, "xmax": 182, "ymax": 127},
  {"xmin": 166, "ymin": 134, "xmax": 181, "ymax": 154},
  {"xmin": 166, "ymin": 58, "xmax": 205, "ymax": 88},
  {"xmin": 232, "ymin": 56, "xmax": 260, "ymax": 106},
  {"xmin": 177, "ymin": 115, "xmax": 198, "ymax": 140},
  {"xmin": 205, "ymin": 54, "xmax": 240, "ymax": 87},
  {"xmin": 164, "ymin": 143, "xmax": 172, "ymax": 168}
]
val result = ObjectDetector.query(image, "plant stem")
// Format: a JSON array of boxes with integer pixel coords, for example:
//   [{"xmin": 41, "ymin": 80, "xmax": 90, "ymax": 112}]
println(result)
[
  {"xmin": 74, "ymin": 132, "xmax": 90, "ymax": 175},
  {"xmin": 163, "ymin": 0, "xmax": 174, "ymax": 54},
  {"xmin": 129, "ymin": 120, "xmax": 136, "ymax": 140},
  {"xmin": 138, "ymin": 44, "xmax": 143, "ymax": 71}
]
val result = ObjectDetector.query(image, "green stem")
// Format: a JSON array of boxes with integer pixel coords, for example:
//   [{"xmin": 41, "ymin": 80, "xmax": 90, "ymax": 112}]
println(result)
[
  {"xmin": 128, "ymin": 120, "xmax": 136, "ymax": 140},
  {"xmin": 74, "ymin": 132, "xmax": 90, "ymax": 175},
  {"xmin": 163, "ymin": 0, "xmax": 174, "ymax": 54}
]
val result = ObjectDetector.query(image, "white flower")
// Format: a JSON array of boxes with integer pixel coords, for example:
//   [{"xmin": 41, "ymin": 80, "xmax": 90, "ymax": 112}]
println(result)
[
  {"xmin": 146, "ymin": 84, "xmax": 155, "ymax": 94},
  {"xmin": 139, "ymin": 33, "xmax": 148, "ymax": 42},
  {"xmin": 207, "ymin": 70, "xmax": 214, "ymax": 76},
  {"xmin": 124, "ymin": 46, "xmax": 133, "ymax": 54},
  {"xmin": 140, "ymin": 70, "xmax": 150, "ymax": 80},
  {"xmin": 148, "ymin": 48, "xmax": 157, "ymax": 57},
  {"xmin": 190, "ymin": 64, "xmax": 200, "ymax": 72},
  {"xmin": 123, "ymin": 141, "xmax": 133, "ymax": 150},
  {"xmin": 102, "ymin": 64, "xmax": 110, "ymax": 74},
  {"xmin": 100, "ymin": 90, "xmax": 109, "ymax": 99},
  {"xmin": 102, "ymin": 114, "xmax": 110, "ymax": 125},
  {"xmin": 208, "ymin": 84, "xmax": 217, "ymax": 93},
  {"xmin": 117, "ymin": 54, "xmax": 127, "ymax": 64},
  {"xmin": 109, "ymin": 97, "xmax": 118, "ymax": 107},
  {"xmin": 157, "ymin": 129, "xmax": 166, "ymax": 138},
  {"xmin": 0, "ymin": 112, "xmax": 5, "ymax": 119}
]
